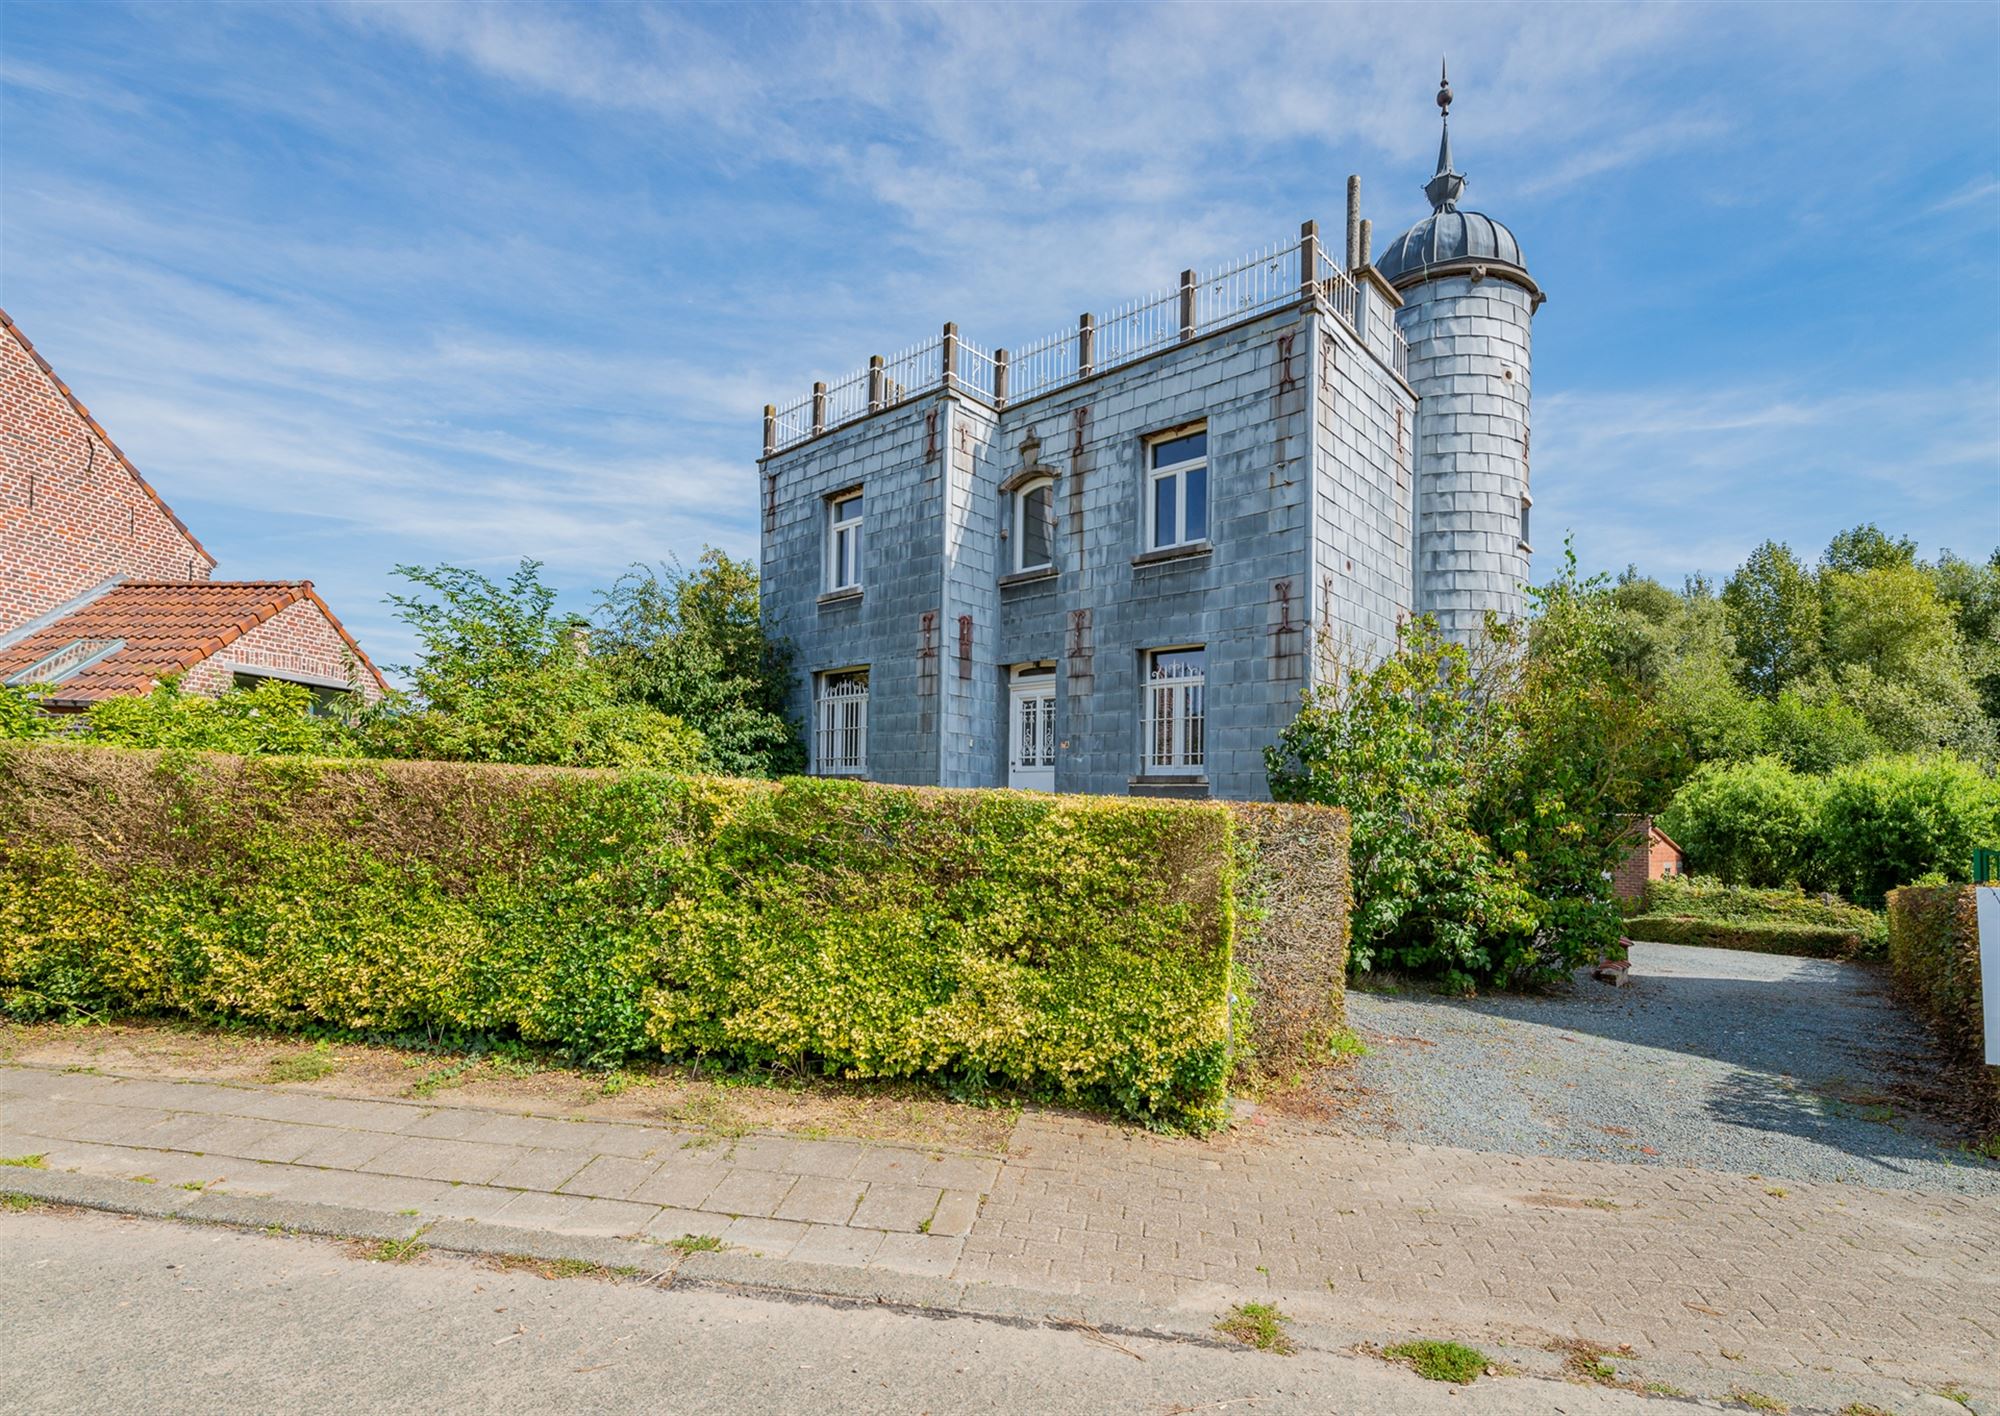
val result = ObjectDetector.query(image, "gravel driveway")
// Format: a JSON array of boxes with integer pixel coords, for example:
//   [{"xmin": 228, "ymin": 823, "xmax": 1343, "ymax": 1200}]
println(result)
[{"xmin": 1321, "ymin": 940, "xmax": 2000, "ymax": 1195}]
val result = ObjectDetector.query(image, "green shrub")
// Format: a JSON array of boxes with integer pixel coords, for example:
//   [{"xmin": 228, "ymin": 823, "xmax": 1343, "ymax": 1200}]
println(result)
[
  {"xmin": 1626, "ymin": 875, "xmax": 1886, "ymax": 959},
  {"xmin": 1885, "ymin": 885, "xmax": 1999, "ymax": 1134},
  {"xmin": 0, "ymin": 744, "xmax": 1267, "ymax": 1130},
  {"xmin": 1818, "ymin": 756, "xmax": 2000, "ymax": 905},
  {"xmin": 1658, "ymin": 757, "xmax": 1823, "ymax": 888}
]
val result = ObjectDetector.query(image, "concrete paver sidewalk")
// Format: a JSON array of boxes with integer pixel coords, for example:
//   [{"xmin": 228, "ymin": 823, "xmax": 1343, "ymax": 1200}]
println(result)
[{"xmin": 4, "ymin": 1061, "xmax": 1995, "ymax": 1410}]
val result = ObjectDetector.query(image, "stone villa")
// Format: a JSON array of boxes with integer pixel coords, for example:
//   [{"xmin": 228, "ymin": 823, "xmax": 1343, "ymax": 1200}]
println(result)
[{"xmin": 759, "ymin": 71, "xmax": 1540, "ymax": 800}]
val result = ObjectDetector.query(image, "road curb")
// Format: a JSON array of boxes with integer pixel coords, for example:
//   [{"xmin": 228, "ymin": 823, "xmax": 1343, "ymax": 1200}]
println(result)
[{"xmin": 1, "ymin": 1167, "xmax": 1231, "ymax": 1349}]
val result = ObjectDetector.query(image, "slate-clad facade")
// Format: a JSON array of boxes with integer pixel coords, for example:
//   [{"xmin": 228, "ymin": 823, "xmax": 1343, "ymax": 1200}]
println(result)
[{"xmin": 760, "ymin": 73, "xmax": 1538, "ymax": 800}]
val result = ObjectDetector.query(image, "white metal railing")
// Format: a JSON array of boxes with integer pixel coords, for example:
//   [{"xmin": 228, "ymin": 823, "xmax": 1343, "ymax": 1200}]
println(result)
[
  {"xmin": 1093, "ymin": 286, "xmax": 1180, "ymax": 370},
  {"xmin": 1315, "ymin": 244, "xmax": 1358, "ymax": 330},
  {"xmin": 1192, "ymin": 238, "xmax": 1298, "ymax": 331},
  {"xmin": 880, "ymin": 335, "xmax": 940, "ymax": 409},
  {"xmin": 768, "ymin": 229, "xmax": 1415, "ymax": 454},
  {"xmin": 953, "ymin": 335, "xmax": 999, "ymax": 402},
  {"xmin": 1005, "ymin": 324, "xmax": 1080, "ymax": 404},
  {"xmin": 1389, "ymin": 324, "xmax": 1409, "ymax": 379}
]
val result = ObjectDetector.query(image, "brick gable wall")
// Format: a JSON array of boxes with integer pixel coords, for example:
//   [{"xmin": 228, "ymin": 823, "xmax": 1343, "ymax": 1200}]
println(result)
[
  {"xmin": 179, "ymin": 596, "xmax": 385, "ymax": 702},
  {"xmin": 1, "ymin": 324, "xmax": 213, "ymax": 631}
]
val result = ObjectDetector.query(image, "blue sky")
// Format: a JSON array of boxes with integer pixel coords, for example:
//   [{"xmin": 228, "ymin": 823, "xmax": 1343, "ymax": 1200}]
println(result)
[{"xmin": 4, "ymin": 2, "xmax": 1996, "ymax": 674}]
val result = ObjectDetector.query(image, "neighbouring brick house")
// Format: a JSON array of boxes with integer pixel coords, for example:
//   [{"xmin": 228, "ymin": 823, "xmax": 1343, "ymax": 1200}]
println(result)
[
  {"xmin": 758, "ymin": 71, "xmax": 1540, "ymax": 799},
  {"xmin": 0, "ymin": 307, "xmax": 387, "ymax": 709},
  {"xmin": 1613, "ymin": 817, "xmax": 1687, "ymax": 904}
]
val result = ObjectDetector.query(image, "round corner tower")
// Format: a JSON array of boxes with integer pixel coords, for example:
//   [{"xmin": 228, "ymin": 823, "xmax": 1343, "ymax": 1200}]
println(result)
[{"xmin": 1374, "ymin": 64, "xmax": 1541, "ymax": 642}]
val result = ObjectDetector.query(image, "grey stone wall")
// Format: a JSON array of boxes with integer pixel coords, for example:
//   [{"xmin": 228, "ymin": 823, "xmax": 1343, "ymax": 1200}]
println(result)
[
  {"xmin": 759, "ymin": 294, "xmax": 1428, "ymax": 802},
  {"xmin": 1395, "ymin": 274, "xmax": 1535, "ymax": 640},
  {"xmin": 1311, "ymin": 307, "xmax": 1418, "ymax": 676},
  {"xmin": 759, "ymin": 397, "xmax": 944, "ymax": 786}
]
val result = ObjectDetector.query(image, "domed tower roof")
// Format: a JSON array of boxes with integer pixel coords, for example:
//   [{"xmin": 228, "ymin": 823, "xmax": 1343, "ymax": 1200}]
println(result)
[{"xmin": 1374, "ymin": 63, "xmax": 1539, "ymax": 297}]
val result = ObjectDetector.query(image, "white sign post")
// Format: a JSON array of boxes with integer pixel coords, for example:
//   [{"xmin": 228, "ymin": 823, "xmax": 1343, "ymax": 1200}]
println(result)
[{"xmin": 1977, "ymin": 885, "xmax": 2000, "ymax": 1067}]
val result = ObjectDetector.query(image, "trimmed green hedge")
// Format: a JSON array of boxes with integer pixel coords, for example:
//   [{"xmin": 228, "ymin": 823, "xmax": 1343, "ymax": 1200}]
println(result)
[
  {"xmin": 1625, "ymin": 875, "xmax": 1887, "ymax": 960},
  {"xmin": 0, "ymin": 744, "xmax": 1292, "ymax": 1130},
  {"xmin": 1886, "ymin": 885, "xmax": 1998, "ymax": 1134}
]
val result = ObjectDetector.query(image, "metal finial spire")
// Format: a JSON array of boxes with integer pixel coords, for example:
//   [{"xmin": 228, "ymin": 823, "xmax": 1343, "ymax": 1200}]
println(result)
[{"xmin": 1424, "ymin": 59, "xmax": 1466, "ymax": 213}]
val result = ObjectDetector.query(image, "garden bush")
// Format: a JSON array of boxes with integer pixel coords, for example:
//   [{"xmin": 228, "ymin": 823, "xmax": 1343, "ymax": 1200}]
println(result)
[
  {"xmin": 1657, "ymin": 757, "xmax": 1824, "ymax": 889},
  {"xmin": 1818, "ymin": 755, "xmax": 2000, "ymax": 905},
  {"xmin": 1885, "ymin": 885, "xmax": 1999, "ymax": 1135},
  {"xmin": 1625, "ymin": 875, "xmax": 1886, "ymax": 959},
  {"xmin": 0, "ymin": 744, "xmax": 1349, "ymax": 1131}
]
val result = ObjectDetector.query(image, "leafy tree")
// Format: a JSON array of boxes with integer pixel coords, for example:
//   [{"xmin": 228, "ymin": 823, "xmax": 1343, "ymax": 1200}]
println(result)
[
  {"xmin": 1822, "ymin": 522, "xmax": 1917, "ymax": 576},
  {"xmin": 1757, "ymin": 683, "xmax": 1878, "ymax": 774},
  {"xmin": 1269, "ymin": 547, "xmax": 1670, "ymax": 989},
  {"xmin": 1474, "ymin": 547, "xmax": 1680, "ymax": 972},
  {"xmin": 1267, "ymin": 616, "xmax": 1534, "ymax": 990},
  {"xmin": 1721, "ymin": 541, "xmax": 1821, "ymax": 697},
  {"xmin": 595, "ymin": 550, "xmax": 803, "ymax": 778},
  {"xmin": 1929, "ymin": 548, "xmax": 2000, "ymax": 727},
  {"xmin": 363, "ymin": 560, "xmax": 705, "ymax": 771},
  {"xmin": 1821, "ymin": 564, "xmax": 1989, "ymax": 756}
]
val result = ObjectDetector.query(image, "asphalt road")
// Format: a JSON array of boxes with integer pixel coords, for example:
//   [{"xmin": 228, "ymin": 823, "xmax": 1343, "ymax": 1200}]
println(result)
[{"xmin": 1, "ymin": 1208, "xmax": 1660, "ymax": 1416}]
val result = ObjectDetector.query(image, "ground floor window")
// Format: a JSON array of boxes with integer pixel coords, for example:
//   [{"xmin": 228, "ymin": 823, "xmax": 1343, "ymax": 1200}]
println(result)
[
  {"xmin": 815, "ymin": 668, "xmax": 869, "ymax": 775},
  {"xmin": 1141, "ymin": 646, "xmax": 1205, "ymax": 775}
]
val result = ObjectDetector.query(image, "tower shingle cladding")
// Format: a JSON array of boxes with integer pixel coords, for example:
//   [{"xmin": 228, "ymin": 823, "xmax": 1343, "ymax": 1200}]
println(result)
[{"xmin": 1398, "ymin": 274, "xmax": 1534, "ymax": 640}]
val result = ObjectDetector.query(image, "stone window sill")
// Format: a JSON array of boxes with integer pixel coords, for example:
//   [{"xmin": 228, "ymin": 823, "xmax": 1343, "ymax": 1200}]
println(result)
[
  {"xmin": 999, "ymin": 567, "xmax": 1058, "ymax": 590},
  {"xmin": 817, "ymin": 587, "xmax": 863, "ymax": 608},
  {"xmin": 1131, "ymin": 541, "xmax": 1212, "ymax": 569}
]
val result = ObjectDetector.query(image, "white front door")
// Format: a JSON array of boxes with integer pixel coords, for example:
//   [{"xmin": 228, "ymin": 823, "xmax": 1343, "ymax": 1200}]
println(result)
[{"xmin": 1008, "ymin": 669, "xmax": 1057, "ymax": 791}]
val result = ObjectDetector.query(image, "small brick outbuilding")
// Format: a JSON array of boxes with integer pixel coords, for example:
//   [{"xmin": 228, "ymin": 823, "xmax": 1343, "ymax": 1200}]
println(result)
[
  {"xmin": 0, "ymin": 308, "xmax": 385, "ymax": 707},
  {"xmin": 1612, "ymin": 817, "xmax": 1687, "ymax": 903}
]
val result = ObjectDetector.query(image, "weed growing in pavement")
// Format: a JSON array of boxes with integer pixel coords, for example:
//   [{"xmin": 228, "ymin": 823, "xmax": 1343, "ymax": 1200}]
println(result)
[
  {"xmin": 1382, "ymin": 1340, "xmax": 1488, "ymax": 1384},
  {"xmin": 1764, "ymin": 1186, "xmax": 1789, "ymax": 1198},
  {"xmin": 178, "ymin": 1181, "xmax": 207, "ymax": 1192},
  {"xmin": 548, "ymin": 1258, "xmax": 606, "ymax": 1279},
  {"xmin": 1325, "ymin": 1027, "xmax": 1371, "ymax": 1059},
  {"xmin": 1937, "ymin": 1385, "xmax": 1973, "ymax": 1409},
  {"xmin": 1215, "ymin": 1302, "xmax": 1295, "ymax": 1355},
  {"xmin": 1645, "ymin": 1383, "xmax": 1690, "ymax": 1397},
  {"xmin": 265, "ymin": 1042, "xmax": 339, "ymax": 1084},
  {"xmin": 407, "ymin": 1057, "xmax": 480, "ymax": 1099},
  {"xmin": 1838, "ymin": 1404, "xmax": 1894, "ymax": 1416},
  {"xmin": 0, "ymin": 1154, "xmax": 47, "ymax": 1169},
  {"xmin": 364, "ymin": 1235, "xmax": 428, "ymax": 1264},
  {"xmin": 1728, "ymin": 1390, "xmax": 1788, "ymax": 1413},
  {"xmin": 130, "ymin": 1175, "xmax": 157, "ymax": 1184},
  {"xmin": 665, "ymin": 1234, "xmax": 722, "ymax": 1255},
  {"xmin": 1, "ymin": 1193, "xmax": 36, "ymax": 1211}
]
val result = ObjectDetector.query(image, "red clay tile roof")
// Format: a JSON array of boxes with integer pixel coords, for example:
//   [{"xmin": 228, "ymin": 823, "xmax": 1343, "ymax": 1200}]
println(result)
[
  {"xmin": 0, "ymin": 580, "xmax": 389, "ymax": 705},
  {"xmin": 1, "ymin": 307, "xmax": 218, "ymax": 571}
]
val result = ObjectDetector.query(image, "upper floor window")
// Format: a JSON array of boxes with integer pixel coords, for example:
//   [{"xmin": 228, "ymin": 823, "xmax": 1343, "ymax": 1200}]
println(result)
[
  {"xmin": 1519, "ymin": 492, "xmax": 1533, "ymax": 552},
  {"xmin": 1012, "ymin": 476, "xmax": 1054, "ymax": 573},
  {"xmin": 815, "ymin": 668, "xmax": 869, "ymax": 775},
  {"xmin": 1146, "ymin": 426, "xmax": 1208, "ymax": 551},
  {"xmin": 828, "ymin": 490, "xmax": 863, "ymax": 591},
  {"xmin": 1141, "ymin": 646, "xmax": 1206, "ymax": 776}
]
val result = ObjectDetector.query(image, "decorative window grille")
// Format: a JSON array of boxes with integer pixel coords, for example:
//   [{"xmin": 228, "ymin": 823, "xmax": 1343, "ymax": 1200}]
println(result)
[
  {"xmin": 1141, "ymin": 647, "xmax": 1205, "ymax": 775},
  {"xmin": 1013, "ymin": 476, "xmax": 1054, "ymax": 572},
  {"xmin": 815, "ymin": 670, "xmax": 869, "ymax": 775},
  {"xmin": 1146, "ymin": 427, "xmax": 1208, "ymax": 551},
  {"xmin": 1013, "ymin": 671, "xmax": 1056, "ymax": 769},
  {"xmin": 828, "ymin": 491, "xmax": 863, "ymax": 590}
]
